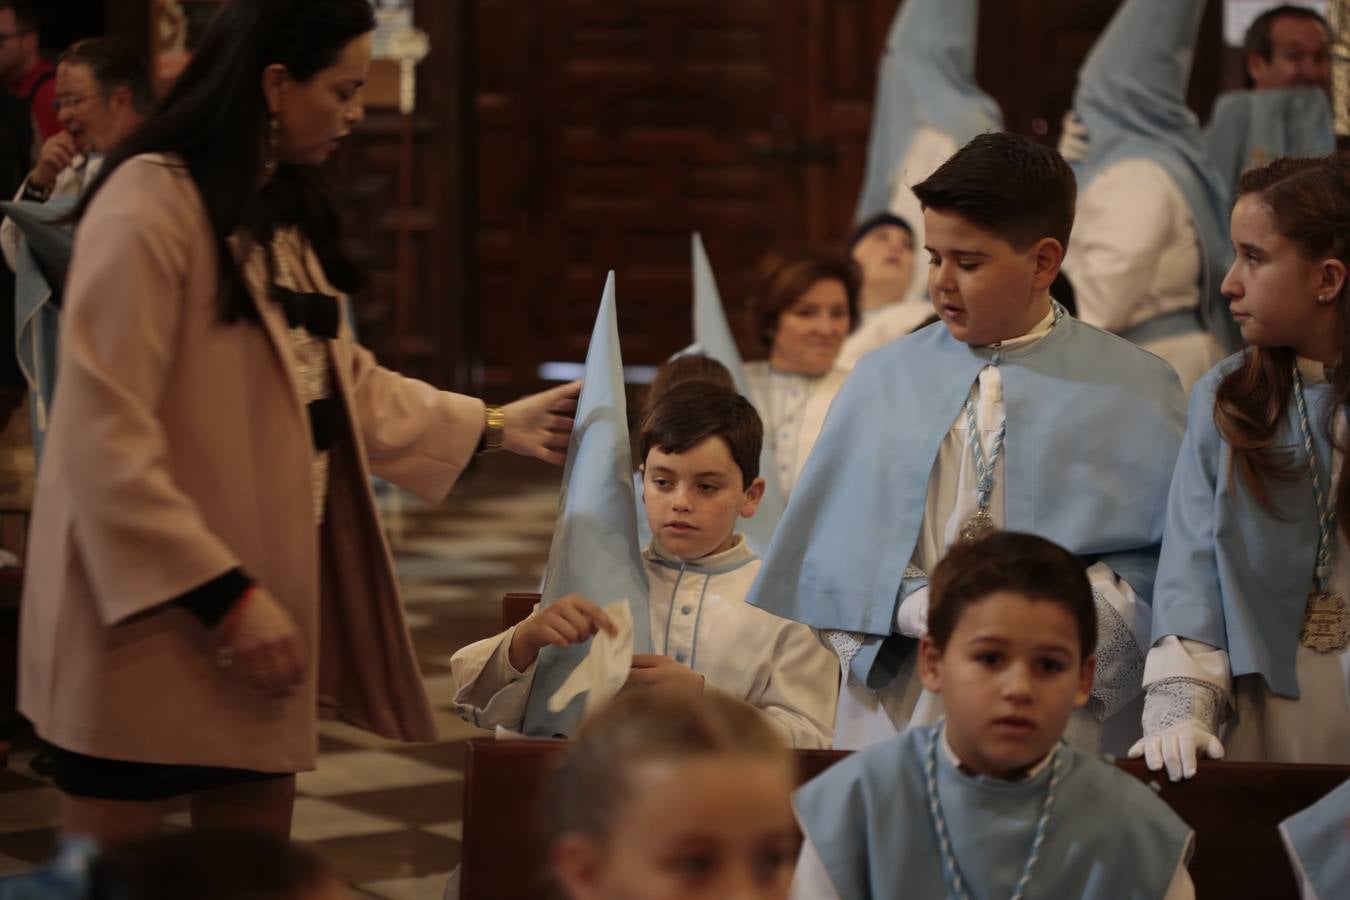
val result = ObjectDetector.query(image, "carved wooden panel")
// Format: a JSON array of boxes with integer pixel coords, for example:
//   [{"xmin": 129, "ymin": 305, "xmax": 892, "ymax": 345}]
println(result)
[
  {"xmin": 472, "ymin": 0, "xmax": 815, "ymax": 388},
  {"xmin": 472, "ymin": 0, "xmax": 1228, "ymax": 392}
]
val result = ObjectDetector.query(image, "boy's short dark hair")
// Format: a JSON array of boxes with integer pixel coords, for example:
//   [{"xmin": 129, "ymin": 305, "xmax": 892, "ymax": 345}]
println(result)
[
  {"xmin": 912, "ymin": 132, "xmax": 1077, "ymax": 252},
  {"xmin": 928, "ymin": 531, "xmax": 1097, "ymax": 659},
  {"xmin": 637, "ymin": 381, "xmax": 762, "ymax": 488}
]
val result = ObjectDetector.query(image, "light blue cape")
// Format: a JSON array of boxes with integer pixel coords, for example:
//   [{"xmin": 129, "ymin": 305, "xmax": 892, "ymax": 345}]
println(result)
[
  {"xmin": 1203, "ymin": 87, "xmax": 1335, "ymax": 190},
  {"xmin": 747, "ymin": 317, "xmax": 1185, "ymax": 688}
]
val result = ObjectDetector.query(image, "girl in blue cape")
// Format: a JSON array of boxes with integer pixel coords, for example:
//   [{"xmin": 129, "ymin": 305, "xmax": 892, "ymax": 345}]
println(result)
[
  {"xmin": 1133, "ymin": 154, "xmax": 1350, "ymax": 780},
  {"xmin": 790, "ymin": 533, "xmax": 1194, "ymax": 899}
]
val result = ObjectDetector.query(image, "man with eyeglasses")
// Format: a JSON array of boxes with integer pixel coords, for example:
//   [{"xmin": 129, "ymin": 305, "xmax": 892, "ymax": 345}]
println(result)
[
  {"xmin": 0, "ymin": 1, "xmax": 57, "ymax": 142},
  {"xmin": 2, "ymin": 37, "xmax": 151, "ymax": 270}
]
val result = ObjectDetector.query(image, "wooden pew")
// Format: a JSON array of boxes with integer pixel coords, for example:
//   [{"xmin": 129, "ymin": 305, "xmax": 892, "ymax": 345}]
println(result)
[{"xmin": 459, "ymin": 738, "xmax": 1349, "ymax": 900}]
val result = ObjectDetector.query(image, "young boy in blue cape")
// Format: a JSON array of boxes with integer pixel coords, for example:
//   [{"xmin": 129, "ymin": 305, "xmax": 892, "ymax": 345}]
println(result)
[
  {"xmin": 790, "ymin": 532, "xmax": 1194, "ymax": 899},
  {"xmin": 748, "ymin": 132, "xmax": 1186, "ymax": 754}
]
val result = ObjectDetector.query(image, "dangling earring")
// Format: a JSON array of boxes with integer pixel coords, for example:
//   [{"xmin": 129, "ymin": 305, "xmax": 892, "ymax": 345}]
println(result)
[{"xmin": 262, "ymin": 113, "xmax": 279, "ymax": 180}]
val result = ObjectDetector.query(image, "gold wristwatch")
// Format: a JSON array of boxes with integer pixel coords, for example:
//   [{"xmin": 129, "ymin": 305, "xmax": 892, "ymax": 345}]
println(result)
[{"xmin": 479, "ymin": 405, "xmax": 505, "ymax": 454}]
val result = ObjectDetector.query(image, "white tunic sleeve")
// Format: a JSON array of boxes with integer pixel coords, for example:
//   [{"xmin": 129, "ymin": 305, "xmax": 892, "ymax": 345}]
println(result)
[
  {"xmin": 448, "ymin": 623, "xmax": 537, "ymax": 731},
  {"xmin": 789, "ymin": 833, "xmax": 844, "ymax": 900},
  {"xmin": 748, "ymin": 619, "xmax": 839, "ymax": 749},
  {"xmin": 1062, "ymin": 159, "xmax": 1200, "ymax": 333}
]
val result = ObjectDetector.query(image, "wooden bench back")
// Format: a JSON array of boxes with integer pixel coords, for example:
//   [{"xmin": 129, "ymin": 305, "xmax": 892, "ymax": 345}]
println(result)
[{"xmin": 459, "ymin": 738, "xmax": 1349, "ymax": 899}]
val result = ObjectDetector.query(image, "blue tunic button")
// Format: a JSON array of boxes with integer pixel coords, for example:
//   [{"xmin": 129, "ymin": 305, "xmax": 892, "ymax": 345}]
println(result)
[
  {"xmin": 681, "ymin": 604, "xmax": 693, "ymax": 615},
  {"xmin": 675, "ymin": 652, "xmax": 687, "ymax": 663}
]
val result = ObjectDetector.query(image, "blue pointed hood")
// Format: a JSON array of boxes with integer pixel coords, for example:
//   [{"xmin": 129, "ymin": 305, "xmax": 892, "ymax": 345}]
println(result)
[
  {"xmin": 1071, "ymin": 0, "xmax": 1238, "ymax": 350},
  {"xmin": 854, "ymin": 0, "xmax": 1002, "ymax": 221},
  {"xmin": 521, "ymin": 272, "xmax": 650, "ymax": 737},
  {"xmin": 690, "ymin": 233, "xmax": 783, "ymax": 555}
]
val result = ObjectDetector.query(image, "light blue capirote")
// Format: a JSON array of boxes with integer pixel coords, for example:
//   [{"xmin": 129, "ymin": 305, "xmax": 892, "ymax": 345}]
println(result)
[
  {"xmin": 1151, "ymin": 354, "xmax": 1334, "ymax": 698},
  {"xmin": 1070, "ymin": 0, "xmax": 1238, "ymax": 351},
  {"xmin": 1203, "ymin": 87, "xmax": 1335, "ymax": 190},
  {"xmin": 747, "ymin": 317, "xmax": 1186, "ymax": 689},
  {"xmin": 853, "ymin": 0, "xmax": 1001, "ymax": 222},
  {"xmin": 1, "ymin": 197, "xmax": 76, "ymax": 464},
  {"xmin": 520, "ymin": 272, "xmax": 651, "ymax": 737},
  {"xmin": 1281, "ymin": 778, "xmax": 1350, "ymax": 900},
  {"xmin": 691, "ymin": 232, "xmax": 782, "ymax": 555}
]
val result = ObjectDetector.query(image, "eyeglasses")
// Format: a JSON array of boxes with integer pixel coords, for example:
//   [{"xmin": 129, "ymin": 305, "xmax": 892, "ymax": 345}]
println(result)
[{"xmin": 52, "ymin": 94, "xmax": 98, "ymax": 112}]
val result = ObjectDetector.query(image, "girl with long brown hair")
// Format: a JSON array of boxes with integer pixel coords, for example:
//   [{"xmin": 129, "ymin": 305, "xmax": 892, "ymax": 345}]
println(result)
[{"xmin": 1131, "ymin": 154, "xmax": 1350, "ymax": 781}]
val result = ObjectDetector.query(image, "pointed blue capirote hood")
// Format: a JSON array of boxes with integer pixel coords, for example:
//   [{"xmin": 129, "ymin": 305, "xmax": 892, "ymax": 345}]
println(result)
[
  {"xmin": 854, "ymin": 0, "xmax": 1001, "ymax": 221},
  {"xmin": 691, "ymin": 233, "xmax": 783, "ymax": 556},
  {"xmin": 521, "ymin": 272, "xmax": 650, "ymax": 737},
  {"xmin": 1203, "ymin": 87, "xmax": 1335, "ymax": 190},
  {"xmin": 1071, "ymin": 0, "xmax": 1238, "ymax": 351}
]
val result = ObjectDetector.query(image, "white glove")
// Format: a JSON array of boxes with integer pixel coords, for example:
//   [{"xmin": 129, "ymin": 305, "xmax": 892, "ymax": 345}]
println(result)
[
  {"xmin": 1057, "ymin": 110, "xmax": 1091, "ymax": 163},
  {"xmin": 893, "ymin": 585, "xmax": 930, "ymax": 639},
  {"xmin": 1128, "ymin": 722, "xmax": 1224, "ymax": 782}
]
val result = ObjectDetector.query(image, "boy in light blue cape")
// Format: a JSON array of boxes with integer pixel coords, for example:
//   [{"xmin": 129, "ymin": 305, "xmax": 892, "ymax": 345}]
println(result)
[
  {"xmin": 747, "ymin": 132, "xmax": 1185, "ymax": 754},
  {"xmin": 790, "ymin": 533, "xmax": 1194, "ymax": 899}
]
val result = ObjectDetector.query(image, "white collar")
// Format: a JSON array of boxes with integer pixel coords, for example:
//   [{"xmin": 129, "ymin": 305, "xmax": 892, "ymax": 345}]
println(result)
[
  {"xmin": 980, "ymin": 302, "xmax": 1058, "ymax": 353},
  {"xmin": 940, "ymin": 723, "xmax": 1055, "ymax": 781},
  {"xmin": 1296, "ymin": 356, "xmax": 1334, "ymax": 385}
]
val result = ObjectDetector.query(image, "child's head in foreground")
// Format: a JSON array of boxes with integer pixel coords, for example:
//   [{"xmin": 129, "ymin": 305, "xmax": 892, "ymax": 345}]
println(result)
[
  {"xmin": 636, "ymin": 380, "xmax": 765, "ymax": 560},
  {"xmin": 912, "ymin": 132, "xmax": 1077, "ymax": 347},
  {"xmin": 87, "ymin": 829, "xmax": 349, "ymax": 900},
  {"xmin": 920, "ymin": 531, "xmax": 1097, "ymax": 779},
  {"xmin": 546, "ymin": 688, "xmax": 798, "ymax": 900}
]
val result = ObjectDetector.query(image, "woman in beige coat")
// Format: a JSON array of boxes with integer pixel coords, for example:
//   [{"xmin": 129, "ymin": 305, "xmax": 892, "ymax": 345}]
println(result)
[{"xmin": 20, "ymin": 0, "xmax": 578, "ymax": 846}]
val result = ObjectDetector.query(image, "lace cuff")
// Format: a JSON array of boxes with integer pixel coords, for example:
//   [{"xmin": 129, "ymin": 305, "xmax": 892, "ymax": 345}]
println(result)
[
  {"xmin": 1085, "ymin": 588, "xmax": 1146, "ymax": 722},
  {"xmin": 1142, "ymin": 676, "xmax": 1226, "ymax": 736},
  {"xmin": 822, "ymin": 630, "xmax": 866, "ymax": 687}
]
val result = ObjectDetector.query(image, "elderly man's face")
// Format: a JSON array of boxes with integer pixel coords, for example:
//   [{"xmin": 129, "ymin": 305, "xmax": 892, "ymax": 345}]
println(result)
[{"xmin": 1249, "ymin": 16, "xmax": 1332, "ymax": 92}]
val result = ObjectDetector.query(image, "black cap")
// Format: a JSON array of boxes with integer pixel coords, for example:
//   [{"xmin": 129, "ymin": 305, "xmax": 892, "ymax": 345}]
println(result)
[{"xmin": 848, "ymin": 212, "xmax": 913, "ymax": 251}]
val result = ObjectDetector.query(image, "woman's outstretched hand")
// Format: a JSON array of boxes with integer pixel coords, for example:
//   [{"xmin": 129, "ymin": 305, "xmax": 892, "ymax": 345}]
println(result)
[{"xmin": 500, "ymin": 380, "xmax": 582, "ymax": 465}]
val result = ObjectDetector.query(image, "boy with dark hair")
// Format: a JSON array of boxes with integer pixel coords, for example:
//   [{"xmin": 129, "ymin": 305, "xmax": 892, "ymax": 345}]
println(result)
[
  {"xmin": 790, "ymin": 532, "xmax": 1195, "ymax": 899},
  {"xmin": 749, "ymin": 131, "xmax": 1186, "ymax": 754},
  {"xmin": 451, "ymin": 380, "xmax": 837, "ymax": 747}
]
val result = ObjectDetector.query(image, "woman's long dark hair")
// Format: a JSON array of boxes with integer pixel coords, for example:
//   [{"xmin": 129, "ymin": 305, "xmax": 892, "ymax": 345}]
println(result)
[
  {"xmin": 76, "ymin": 0, "xmax": 374, "ymax": 321},
  {"xmin": 1215, "ymin": 154, "xmax": 1350, "ymax": 534}
]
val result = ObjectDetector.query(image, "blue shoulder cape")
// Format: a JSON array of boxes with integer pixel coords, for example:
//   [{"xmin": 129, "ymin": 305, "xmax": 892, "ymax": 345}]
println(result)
[{"xmin": 747, "ymin": 317, "xmax": 1185, "ymax": 688}]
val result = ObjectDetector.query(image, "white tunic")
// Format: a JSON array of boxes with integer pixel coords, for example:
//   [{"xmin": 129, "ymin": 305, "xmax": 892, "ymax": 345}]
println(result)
[
  {"xmin": 789, "ymin": 728, "xmax": 1196, "ymax": 900},
  {"xmin": 744, "ymin": 362, "xmax": 848, "ymax": 498},
  {"xmin": 448, "ymin": 536, "xmax": 839, "ymax": 748},
  {"xmin": 836, "ymin": 296, "xmax": 935, "ymax": 371},
  {"xmin": 1142, "ymin": 359, "xmax": 1350, "ymax": 764},
  {"xmin": 833, "ymin": 306, "xmax": 1153, "ymax": 755},
  {"xmin": 1061, "ymin": 158, "xmax": 1223, "ymax": 393}
]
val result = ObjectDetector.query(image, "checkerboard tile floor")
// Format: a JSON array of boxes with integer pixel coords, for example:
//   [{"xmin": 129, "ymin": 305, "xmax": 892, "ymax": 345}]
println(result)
[{"xmin": 0, "ymin": 454, "xmax": 561, "ymax": 899}]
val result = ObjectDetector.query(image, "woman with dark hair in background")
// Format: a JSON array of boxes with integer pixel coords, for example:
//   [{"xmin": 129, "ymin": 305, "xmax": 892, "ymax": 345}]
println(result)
[
  {"xmin": 18, "ymin": 0, "xmax": 578, "ymax": 847},
  {"xmin": 743, "ymin": 249, "xmax": 858, "ymax": 498}
]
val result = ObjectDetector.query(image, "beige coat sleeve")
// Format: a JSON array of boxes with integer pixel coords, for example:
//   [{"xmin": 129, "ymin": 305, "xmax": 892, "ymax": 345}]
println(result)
[
  {"xmin": 751, "ymin": 620, "xmax": 839, "ymax": 749},
  {"xmin": 54, "ymin": 159, "xmax": 241, "ymax": 625},
  {"xmin": 343, "ymin": 341, "xmax": 485, "ymax": 503}
]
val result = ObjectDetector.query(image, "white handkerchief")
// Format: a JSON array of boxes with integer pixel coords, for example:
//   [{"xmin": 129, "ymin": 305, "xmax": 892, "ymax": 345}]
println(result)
[{"xmin": 546, "ymin": 601, "xmax": 635, "ymax": 718}]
